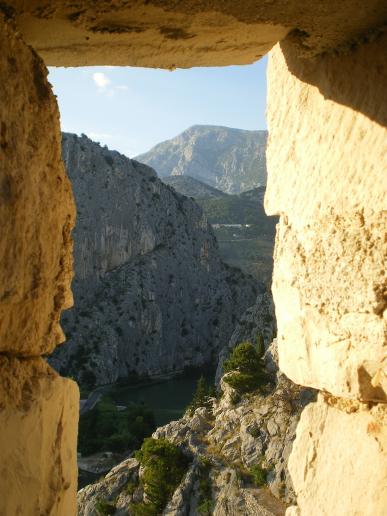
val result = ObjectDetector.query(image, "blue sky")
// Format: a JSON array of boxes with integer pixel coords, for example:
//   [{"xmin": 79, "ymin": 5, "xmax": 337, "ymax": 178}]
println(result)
[{"xmin": 48, "ymin": 57, "xmax": 267, "ymax": 157}]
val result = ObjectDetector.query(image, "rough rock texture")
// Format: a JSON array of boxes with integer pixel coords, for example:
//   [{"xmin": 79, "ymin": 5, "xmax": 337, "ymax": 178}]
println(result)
[
  {"xmin": 0, "ymin": 15, "xmax": 75, "ymax": 356},
  {"xmin": 77, "ymin": 339, "xmax": 315, "ymax": 515},
  {"xmin": 265, "ymin": 34, "xmax": 387, "ymax": 515},
  {"xmin": 266, "ymin": 34, "xmax": 387, "ymax": 402},
  {"xmin": 0, "ymin": 15, "xmax": 79, "ymax": 516},
  {"xmin": 136, "ymin": 125, "xmax": 267, "ymax": 194},
  {"xmin": 6, "ymin": 1, "xmax": 387, "ymax": 67},
  {"xmin": 78, "ymin": 458, "xmax": 140, "ymax": 516},
  {"xmin": 50, "ymin": 133, "xmax": 258, "ymax": 386},
  {"xmin": 0, "ymin": 357, "xmax": 79, "ymax": 515},
  {"xmin": 288, "ymin": 394, "xmax": 387, "ymax": 516}
]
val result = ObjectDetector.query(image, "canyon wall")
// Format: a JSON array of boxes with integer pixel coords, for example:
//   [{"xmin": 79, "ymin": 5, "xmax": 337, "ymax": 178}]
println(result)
[
  {"xmin": 0, "ymin": 14, "xmax": 79, "ymax": 515},
  {"xmin": 51, "ymin": 133, "xmax": 258, "ymax": 386},
  {"xmin": 265, "ymin": 34, "xmax": 387, "ymax": 515}
]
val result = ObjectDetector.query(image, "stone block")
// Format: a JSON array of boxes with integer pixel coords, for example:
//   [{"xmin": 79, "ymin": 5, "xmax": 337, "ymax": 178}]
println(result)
[
  {"xmin": 266, "ymin": 34, "xmax": 387, "ymax": 401},
  {"xmin": 0, "ymin": 356, "xmax": 79, "ymax": 516},
  {"xmin": 288, "ymin": 395, "xmax": 387, "ymax": 516},
  {"xmin": 0, "ymin": 15, "xmax": 76, "ymax": 355}
]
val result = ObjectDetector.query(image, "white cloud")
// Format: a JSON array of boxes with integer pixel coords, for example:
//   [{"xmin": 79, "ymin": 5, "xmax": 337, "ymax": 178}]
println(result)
[
  {"xmin": 116, "ymin": 85, "xmax": 129, "ymax": 91},
  {"xmin": 93, "ymin": 72, "xmax": 111, "ymax": 89}
]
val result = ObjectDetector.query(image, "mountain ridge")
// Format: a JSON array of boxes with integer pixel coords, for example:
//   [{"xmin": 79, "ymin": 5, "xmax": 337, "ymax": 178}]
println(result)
[{"xmin": 136, "ymin": 125, "xmax": 268, "ymax": 194}]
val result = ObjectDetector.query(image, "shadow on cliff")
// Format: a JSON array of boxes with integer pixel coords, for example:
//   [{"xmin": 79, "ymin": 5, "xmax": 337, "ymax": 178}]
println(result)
[{"xmin": 281, "ymin": 29, "xmax": 387, "ymax": 128}]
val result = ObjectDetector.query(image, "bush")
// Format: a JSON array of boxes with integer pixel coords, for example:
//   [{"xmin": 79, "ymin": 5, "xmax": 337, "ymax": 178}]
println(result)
[
  {"xmin": 249, "ymin": 464, "xmax": 268, "ymax": 487},
  {"xmin": 135, "ymin": 438, "xmax": 188, "ymax": 513},
  {"xmin": 78, "ymin": 397, "xmax": 156, "ymax": 455},
  {"xmin": 223, "ymin": 341, "xmax": 268, "ymax": 394},
  {"xmin": 186, "ymin": 376, "xmax": 215, "ymax": 415},
  {"xmin": 95, "ymin": 499, "xmax": 116, "ymax": 515},
  {"xmin": 197, "ymin": 456, "xmax": 213, "ymax": 515}
]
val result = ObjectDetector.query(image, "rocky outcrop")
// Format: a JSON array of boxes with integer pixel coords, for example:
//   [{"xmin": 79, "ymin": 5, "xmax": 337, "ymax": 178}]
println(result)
[
  {"xmin": 77, "ymin": 339, "xmax": 315, "ymax": 515},
  {"xmin": 136, "ymin": 125, "xmax": 267, "ymax": 194},
  {"xmin": 51, "ymin": 133, "xmax": 258, "ymax": 386}
]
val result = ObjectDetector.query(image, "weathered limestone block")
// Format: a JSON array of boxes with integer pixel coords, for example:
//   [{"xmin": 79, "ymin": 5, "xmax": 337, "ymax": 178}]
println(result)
[
  {"xmin": 266, "ymin": 34, "xmax": 387, "ymax": 401},
  {"xmin": 0, "ymin": 14, "xmax": 76, "ymax": 355},
  {"xmin": 287, "ymin": 394, "xmax": 387, "ymax": 516},
  {"xmin": 5, "ymin": 1, "xmax": 387, "ymax": 67},
  {"xmin": 0, "ymin": 356, "xmax": 79, "ymax": 516}
]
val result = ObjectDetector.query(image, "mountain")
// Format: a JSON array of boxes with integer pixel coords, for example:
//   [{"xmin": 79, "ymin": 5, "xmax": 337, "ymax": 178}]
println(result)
[
  {"xmin": 50, "ymin": 133, "xmax": 259, "ymax": 387},
  {"xmin": 161, "ymin": 175, "xmax": 227, "ymax": 199},
  {"xmin": 135, "ymin": 125, "xmax": 268, "ymax": 194}
]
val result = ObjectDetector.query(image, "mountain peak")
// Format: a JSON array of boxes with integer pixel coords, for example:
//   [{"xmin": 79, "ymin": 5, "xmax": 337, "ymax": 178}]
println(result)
[{"xmin": 136, "ymin": 125, "xmax": 267, "ymax": 194}]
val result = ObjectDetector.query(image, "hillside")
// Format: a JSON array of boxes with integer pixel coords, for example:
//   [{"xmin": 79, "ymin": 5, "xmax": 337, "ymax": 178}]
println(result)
[
  {"xmin": 161, "ymin": 175, "xmax": 227, "ymax": 199},
  {"xmin": 50, "ymin": 133, "xmax": 259, "ymax": 388},
  {"xmin": 194, "ymin": 187, "xmax": 278, "ymax": 283},
  {"xmin": 197, "ymin": 191, "xmax": 276, "ymax": 232},
  {"xmin": 136, "ymin": 125, "xmax": 267, "ymax": 194}
]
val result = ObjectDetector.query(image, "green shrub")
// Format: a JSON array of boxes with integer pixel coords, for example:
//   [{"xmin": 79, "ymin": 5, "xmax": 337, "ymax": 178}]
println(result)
[
  {"xmin": 186, "ymin": 376, "xmax": 215, "ymax": 415},
  {"xmin": 198, "ymin": 499, "xmax": 213, "ymax": 515},
  {"xmin": 223, "ymin": 341, "xmax": 268, "ymax": 394},
  {"xmin": 126, "ymin": 480, "xmax": 137, "ymax": 495},
  {"xmin": 135, "ymin": 438, "xmax": 188, "ymax": 513},
  {"xmin": 95, "ymin": 499, "xmax": 116, "ymax": 515},
  {"xmin": 249, "ymin": 464, "xmax": 267, "ymax": 487},
  {"xmin": 132, "ymin": 502, "xmax": 158, "ymax": 516},
  {"xmin": 78, "ymin": 397, "xmax": 156, "ymax": 455},
  {"xmin": 197, "ymin": 456, "xmax": 213, "ymax": 515}
]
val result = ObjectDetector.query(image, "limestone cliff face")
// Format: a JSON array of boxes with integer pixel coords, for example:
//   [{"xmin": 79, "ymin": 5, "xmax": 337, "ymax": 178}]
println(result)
[
  {"xmin": 136, "ymin": 125, "xmax": 267, "ymax": 194},
  {"xmin": 51, "ymin": 133, "xmax": 258, "ymax": 386}
]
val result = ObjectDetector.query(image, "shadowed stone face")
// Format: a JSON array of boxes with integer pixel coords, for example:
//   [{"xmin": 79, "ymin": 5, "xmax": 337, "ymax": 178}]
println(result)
[
  {"xmin": 0, "ymin": 14, "xmax": 76, "ymax": 356},
  {"xmin": 5, "ymin": 0, "xmax": 387, "ymax": 67}
]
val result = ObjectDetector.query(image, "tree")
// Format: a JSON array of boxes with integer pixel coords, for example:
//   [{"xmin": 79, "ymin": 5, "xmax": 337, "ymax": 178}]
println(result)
[
  {"xmin": 186, "ymin": 376, "xmax": 214, "ymax": 415},
  {"xmin": 134, "ymin": 438, "xmax": 188, "ymax": 513},
  {"xmin": 223, "ymin": 341, "xmax": 268, "ymax": 394}
]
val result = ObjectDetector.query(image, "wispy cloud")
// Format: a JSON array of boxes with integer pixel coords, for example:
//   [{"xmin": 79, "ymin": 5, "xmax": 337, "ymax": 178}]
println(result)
[
  {"xmin": 92, "ymin": 72, "xmax": 129, "ymax": 97},
  {"xmin": 93, "ymin": 72, "xmax": 111, "ymax": 89}
]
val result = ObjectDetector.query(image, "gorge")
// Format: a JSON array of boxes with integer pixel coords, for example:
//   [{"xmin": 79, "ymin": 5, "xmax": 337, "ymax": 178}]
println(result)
[{"xmin": 51, "ymin": 133, "xmax": 261, "ymax": 387}]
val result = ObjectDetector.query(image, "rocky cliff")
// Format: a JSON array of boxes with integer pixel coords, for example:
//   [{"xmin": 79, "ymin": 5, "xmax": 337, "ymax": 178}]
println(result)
[
  {"xmin": 136, "ymin": 125, "xmax": 267, "ymax": 194},
  {"xmin": 50, "ymin": 133, "xmax": 258, "ymax": 387},
  {"xmin": 77, "ymin": 336, "xmax": 315, "ymax": 516}
]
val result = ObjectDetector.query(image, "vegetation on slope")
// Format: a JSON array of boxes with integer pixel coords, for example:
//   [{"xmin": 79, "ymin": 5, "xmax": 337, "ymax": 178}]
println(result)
[
  {"xmin": 197, "ymin": 193, "xmax": 276, "ymax": 233},
  {"xmin": 133, "ymin": 438, "xmax": 189, "ymax": 515},
  {"xmin": 223, "ymin": 341, "xmax": 269, "ymax": 394},
  {"xmin": 186, "ymin": 376, "xmax": 216, "ymax": 415},
  {"xmin": 78, "ymin": 396, "xmax": 156, "ymax": 455}
]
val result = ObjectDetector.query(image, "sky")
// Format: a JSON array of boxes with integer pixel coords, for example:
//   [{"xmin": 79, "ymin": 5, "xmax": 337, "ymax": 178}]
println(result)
[{"xmin": 48, "ymin": 57, "xmax": 267, "ymax": 158}]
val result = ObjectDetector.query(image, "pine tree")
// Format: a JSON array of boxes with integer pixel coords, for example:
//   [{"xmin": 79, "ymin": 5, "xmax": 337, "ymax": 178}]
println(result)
[
  {"xmin": 223, "ymin": 341, "xmax": 268, "ymax": 394},
  {"xmin": 187, "ymin": 376, "xmax": 214, "ymax": 415}
]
